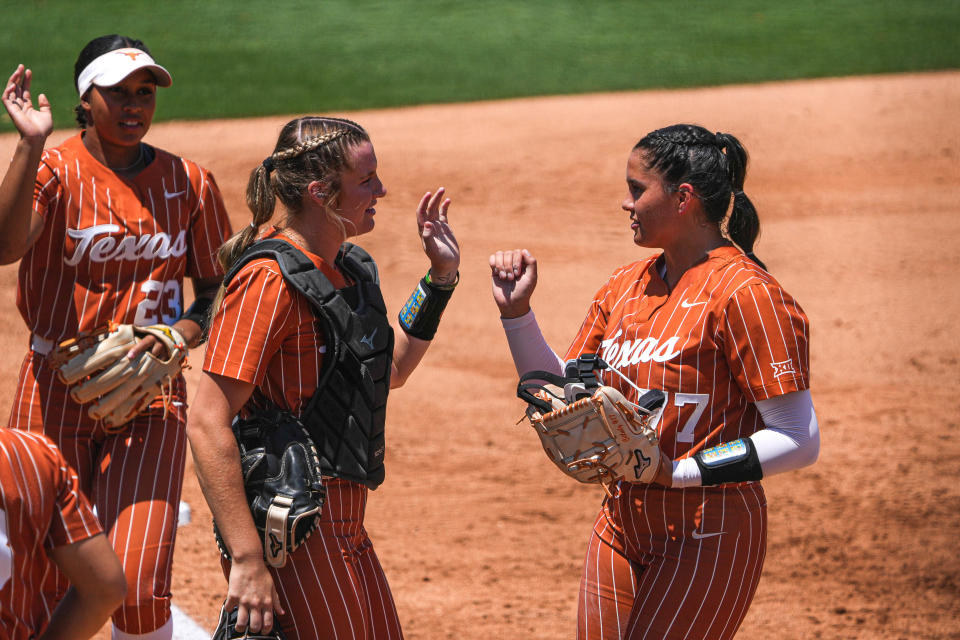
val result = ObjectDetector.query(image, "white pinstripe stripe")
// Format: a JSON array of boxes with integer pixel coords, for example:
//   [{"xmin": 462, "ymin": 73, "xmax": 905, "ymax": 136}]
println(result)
[
  {"xmin": 1, "ymin": 437, "xmax": 35, "ymax": 624},
  {"xmin": 631, "ymin": 495, "xmax": 683, "ymax": 638},
  {"xmin": 237, "ymin": 266, "xmax": 282, "ymax": 378},
  {"xmin": 72, "ymin": 177, "xmax": 94, "ymax": 330},
  {"xmin": 355, "ymin": 545, "xmax": 387, "ymax": 638},
  {"xmin": 715, "ymin": 489, "xmax": 753, "ymax": 638},
  {"xmin": 318, "ymin": 519, "xmax": 357, "ymax": 640},
  {"xmin": 593, "ymin": 522, "xmax": 605, "ymax": 640},
  {"xmin": 93, "ymin": 178, "xmax": 111, "ymax": 324},
  {"xmin": 216, "ymin": 267, "xmax": 264, "ymax": 376},
  {"xmin": 678, "ymin": 489, "xmax": 724, "ymax": 638},
  {"xmin": 580, "ymin": 527, "xmax": 596, "ymax": 639},
  {"xmin": 650, "ymin": 489, "xmax": 694, "ymax": 639},
  {"xmin": 36, "ymin": 184, "xmax": 66, "ymax": 337},
  {"xmin": 745, "ymin": 287, "xmax": 782, "ymax": 395},
  {"xmin": 161, "ymin": 176, "xmax": 174, "ymax": 321},
  {"xmin": 112, "ymin": 426, "xmax": 141, "ymax": 630},
  {"xmin": 31, "ymin": 163, "xmax": 59, "ymax": 337},
  {"xmin": 289, "ymin": 544, "xmax": 328, "ymax": 639},
  {"xmin": 138, "ymin": 415, "xmax": 159, "ymax": 630},
  {"xmin": 607, "ymin": 529, "xmax": 621, "ymax": 640},
  {"xmin": 339, "ymin": 485, "xmax": 364, "ymax": 640}
]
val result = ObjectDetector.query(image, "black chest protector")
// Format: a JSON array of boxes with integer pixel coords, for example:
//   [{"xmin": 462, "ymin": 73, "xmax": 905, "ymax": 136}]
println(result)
[{"xmin": 224, "ymin": 239, "xmax": 395, "ymax": 489}]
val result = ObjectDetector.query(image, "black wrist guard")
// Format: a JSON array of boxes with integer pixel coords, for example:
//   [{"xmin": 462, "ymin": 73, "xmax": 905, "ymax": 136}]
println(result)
[
  {"xmin": 694, "ymin": 437, "xmax": 763, "ymax": 486},
  {"xmin": 181, "ymin": 296, "xmax": 214, "ymax": 344},
  {"xmin": 397, "ymin": 271, "xmax": 457, "ymax": 340}
]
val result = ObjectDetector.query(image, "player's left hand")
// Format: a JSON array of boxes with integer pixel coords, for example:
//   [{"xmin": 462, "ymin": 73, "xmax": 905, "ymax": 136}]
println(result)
[{"xmin": 416, "ymin": 187, "xmax": 459, "ymax": 283}]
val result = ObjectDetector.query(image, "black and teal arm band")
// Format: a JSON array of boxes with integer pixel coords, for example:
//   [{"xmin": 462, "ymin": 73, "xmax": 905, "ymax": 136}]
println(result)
[
  {"xmin": 694, "ymin": 438, "xmax": 763, "ymax": 486},
  {"xmin": 397, "ymin": 271, "xmax": 458, "ymax": 340},
  {"xmin": 180, "ymin": 296, "xmax": 214, "ymax": 344}
]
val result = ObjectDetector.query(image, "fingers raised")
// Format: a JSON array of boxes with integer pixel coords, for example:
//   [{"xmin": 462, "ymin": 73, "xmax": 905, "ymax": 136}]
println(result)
[{"xmin": 417, "ymin": 187, "xmax": 450, "ymax": 226}]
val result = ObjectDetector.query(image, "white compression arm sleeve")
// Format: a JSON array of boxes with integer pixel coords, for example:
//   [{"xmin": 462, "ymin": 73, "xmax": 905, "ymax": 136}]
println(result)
[
  {"xmin": 672, "ymin": 389, "xmax": 820, "ymax": 488},
  {"xmin": 500, "ymin": 310, "xmax": 565, "ymax": 377}
]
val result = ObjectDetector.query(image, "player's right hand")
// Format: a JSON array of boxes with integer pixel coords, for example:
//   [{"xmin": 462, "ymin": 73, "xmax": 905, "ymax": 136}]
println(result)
[
  {"xmin": 2, "ymin": 65, "xmax": 53, "ymax": 141},
  {"xmin": 490, "ymin": 248, "xmax": 538, "ymax": 319},
  {"xmin": 226, "ymin": 555, "xmax": 285, "ymax": 635}
]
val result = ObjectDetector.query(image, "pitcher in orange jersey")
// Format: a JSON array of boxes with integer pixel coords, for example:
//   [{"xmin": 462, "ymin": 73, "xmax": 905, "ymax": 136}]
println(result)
[
  {"xmin": 0, "ymin": 35, "xmax": 232, "ymax": 639},
  {"xmin": 490, "ymin": 124, "xmax": 820, "ymax": 639}
]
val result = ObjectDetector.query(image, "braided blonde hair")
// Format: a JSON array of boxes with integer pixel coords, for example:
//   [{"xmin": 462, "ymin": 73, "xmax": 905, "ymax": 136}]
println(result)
[
  {"xmin": 217, "ymin": 116, "xmax": 370, "ymax": 274},
  {"xmin": 211, "ymin": 117, "xmax": 370, "ymax": 317}
]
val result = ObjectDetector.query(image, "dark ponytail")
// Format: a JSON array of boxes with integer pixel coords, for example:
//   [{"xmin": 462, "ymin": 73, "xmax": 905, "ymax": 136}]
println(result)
[
  {"xmin": 635, "ymin": 124, "xmax": 766, "ymax": 269},
  {"xmin": 715, "ymin": 132, "xmax": 765, "ymax": 270}
]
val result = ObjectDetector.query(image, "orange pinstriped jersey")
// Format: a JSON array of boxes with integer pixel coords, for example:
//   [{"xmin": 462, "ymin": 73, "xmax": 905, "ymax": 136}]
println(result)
[
  {"xmin": 19, "ymin": 134, "xmax": 232, "ymax": 342},
  {"xmin": 566, "ymin": 245, "xmax": 809, "ymax": 462},
  {"xmin": 0, "ymin": 428, "xmax": 101, "ymax": 638},
  {"xmin": 204, "ymin": 231, "xmax": 346, "ymax": 413}
]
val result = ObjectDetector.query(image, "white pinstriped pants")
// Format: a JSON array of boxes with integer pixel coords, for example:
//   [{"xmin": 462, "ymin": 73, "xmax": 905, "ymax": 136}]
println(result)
[
  {"xmin": 578, "ymin": 482, "xmax": 767, "ymax": 640},
  {"xmin": 221, "ymin": 478, "xmax": 404, "ymax": 640}
]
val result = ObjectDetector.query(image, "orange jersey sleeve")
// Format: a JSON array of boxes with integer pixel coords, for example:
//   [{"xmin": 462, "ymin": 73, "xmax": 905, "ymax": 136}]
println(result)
[
  {"xmin": 204, "ymin": 236, "xmax": 346, "ymax": 412},
  {"xmin": 0, "ymin": 429, "xmax": 101, "ymax": 636},
  {"xmin": 183, "ymin": 168, "xmax": 231, "ymax": 280},
  {"xmin": 720, "ymin": 281, "xmax": 809, "ymax": 402}
]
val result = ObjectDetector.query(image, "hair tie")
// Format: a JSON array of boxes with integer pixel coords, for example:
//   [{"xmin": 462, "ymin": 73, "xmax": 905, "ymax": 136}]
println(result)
[
  {"xmin": 733, "ymin": 190, "xmax": 745, "ymax": 197},
  {"xmin": 248, "ymin": 221, "xmax": 258, "ymax": 230},
  {"xmin": 262, "ymin": 156, "xmax": 275, "ymax": 172}
]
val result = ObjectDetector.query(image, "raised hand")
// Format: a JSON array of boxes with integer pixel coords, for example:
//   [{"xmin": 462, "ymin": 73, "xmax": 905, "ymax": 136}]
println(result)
[
  {"xmin": 2, "ymin": 65, "xmax": 53, "ymax": 141},
  {"xmin": 416, "ymin": 187, "xmax": 459, "ymax": 284},
  {"xmin": 489, "ymin": 248, "xmax": 537, "ymax": 318}
]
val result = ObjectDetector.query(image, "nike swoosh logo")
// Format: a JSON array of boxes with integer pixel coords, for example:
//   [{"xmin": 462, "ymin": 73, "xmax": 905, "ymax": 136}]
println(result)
[
  {"xmin": 164, "ymin": 190, "xmax": 186, "ymax": 199},
  {"xmin": 680, "ymin": 299, "xmax": 706, "ymax": 308},
  {"xmin": 691, "ymin": 530, "xmax": 724, "ymax": 540}
]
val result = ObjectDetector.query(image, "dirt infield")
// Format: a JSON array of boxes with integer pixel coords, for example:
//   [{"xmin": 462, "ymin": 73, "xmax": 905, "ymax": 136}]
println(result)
[{"xmin": 1, "ymin": 71, "xmax": 958, "ymax": 639}]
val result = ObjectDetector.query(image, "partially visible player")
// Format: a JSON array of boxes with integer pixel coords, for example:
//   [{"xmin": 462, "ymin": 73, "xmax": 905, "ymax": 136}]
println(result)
[
  {"xmin": 188, "ymin": 116, "xmax": 460, "ymax": 638},
  {"xmin": 0, "ymin": 426, "xmax": 127, "ymax": 639},
  {"xmin": 0, "ymin": 35, "xmax": 232, "ymax": 639},
  {"xmin": 490, "ymin": 124, "xmax": 820, "ymax": 639}
]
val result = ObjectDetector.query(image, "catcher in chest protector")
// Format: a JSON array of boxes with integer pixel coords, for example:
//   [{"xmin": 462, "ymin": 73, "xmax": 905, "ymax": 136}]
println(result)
[
  {"xmin": 0, "ymin": 34, "xmax": 233, "ymax": 639},
  {"xmin": 492, "ymin": 123, "xmax": 820, "ymax": 640},
  {"xmin": 187, "ymin": 115, "xmax": 460, "ymax": 639}
]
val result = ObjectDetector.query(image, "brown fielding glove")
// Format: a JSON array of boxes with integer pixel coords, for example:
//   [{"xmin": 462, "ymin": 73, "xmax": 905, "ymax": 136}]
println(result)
[
  {"xmin": 48, "ymin": 323, "xmax": 187, "ymax": 432},
  {"xmin": 518, "ymin": 356, "xmax": 667, "ymax": 493}
]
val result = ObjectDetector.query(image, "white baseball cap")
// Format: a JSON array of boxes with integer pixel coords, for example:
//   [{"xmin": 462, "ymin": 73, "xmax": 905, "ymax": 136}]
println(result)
[{"xmin": 76, "ymin": 47, "xmax": 172, "ymax": 97}]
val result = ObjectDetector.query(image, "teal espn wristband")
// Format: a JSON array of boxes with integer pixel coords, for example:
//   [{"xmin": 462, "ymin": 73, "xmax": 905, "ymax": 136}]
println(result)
[{"xmin": 397, "ymin": 272, "xmax": 457, "ymax": 340}]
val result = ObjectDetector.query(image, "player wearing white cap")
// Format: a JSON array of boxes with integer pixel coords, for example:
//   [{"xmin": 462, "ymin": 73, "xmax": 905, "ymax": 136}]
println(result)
[{"xmin": 0, "ymin": 34, "xmax": 232, "ymax": 639}]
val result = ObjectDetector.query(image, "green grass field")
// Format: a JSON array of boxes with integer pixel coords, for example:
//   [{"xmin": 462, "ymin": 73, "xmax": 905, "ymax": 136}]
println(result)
[{"xmin": 1, "ymin": 0, "xmax": 958, "ymax": 132}]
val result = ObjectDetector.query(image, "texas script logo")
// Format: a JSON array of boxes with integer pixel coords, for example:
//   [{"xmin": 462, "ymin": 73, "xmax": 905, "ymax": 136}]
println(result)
[
  {"xmin": 599, "ymin": 329, "xmax": 683, "ymax": 369},
  {"xmin": 64, "ymin": 224, "xmax": 187, "ymax": 266}
]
